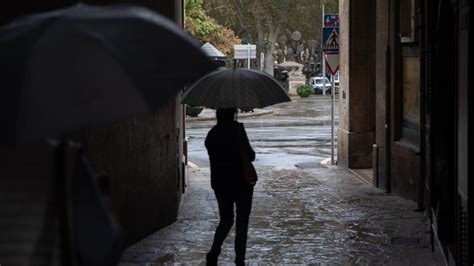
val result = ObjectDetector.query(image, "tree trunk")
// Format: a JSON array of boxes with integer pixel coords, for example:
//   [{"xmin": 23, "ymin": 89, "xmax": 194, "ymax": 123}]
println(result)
[
  {"xmin": 234, "ymin": 0, "xmax": 252, "ymax": 42},
  {"xmin": 264, "ymin": 23, "xmax": 279, "ymax": 75}
]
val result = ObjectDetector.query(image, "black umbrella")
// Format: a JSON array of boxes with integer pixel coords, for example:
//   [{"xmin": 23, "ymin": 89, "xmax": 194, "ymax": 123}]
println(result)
[
  {"xmin": 181, "ymin": 67, "xmax": 291, "ymax": 109},
  {"xmin": 0, "ymin": 4, "xmax": 217, "ymax": 265},
  {"xmin": 0, "ymin": 3, "xmax": 216, "ymax": 144}
]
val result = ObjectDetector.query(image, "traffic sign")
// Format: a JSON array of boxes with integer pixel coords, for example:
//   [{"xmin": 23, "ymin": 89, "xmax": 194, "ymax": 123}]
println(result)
[
  {"xmin": 322, "ymin": 27, "xmax": 339, "ymax": 52},
  {"xmin": 324, "ymin": 14, "xmax": 339, "ymax": 27},
  {"xmin": 324, "ymin": 52, "xmax": 339, "ymax": 75},
  {"xmin": 234, "ymin": 44, "xmax": 256, "ymax": 59}
]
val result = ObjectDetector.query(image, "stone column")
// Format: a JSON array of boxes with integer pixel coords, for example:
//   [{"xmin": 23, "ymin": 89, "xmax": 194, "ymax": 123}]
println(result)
[
  {"xmin": 338, "ymin": 0, "xmax": 376, "ymax": 169},
  {"xmin": 374, "ymin": 0, "xmax": 390, "ymax": 188}
]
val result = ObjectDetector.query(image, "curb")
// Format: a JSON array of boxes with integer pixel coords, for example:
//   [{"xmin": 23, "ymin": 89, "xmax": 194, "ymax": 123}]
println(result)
[
  {"xmin": 186, "ymin": 161, "xmax": 199, "ymax": 169},
  {"xmin": 186, "ymin": 110, "xmax": 277, "ymax": 122},
  {"xmin": 320, "ymin": 157, "xmax": 348, "ymax": 170},
  {"xmin": 348, "ymin": 168, "xmax": 373, "ymax": 185}
]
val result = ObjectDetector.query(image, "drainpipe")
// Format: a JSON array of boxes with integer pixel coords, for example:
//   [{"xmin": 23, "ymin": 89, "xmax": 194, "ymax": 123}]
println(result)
[
  {"xmin": 385, "ymin": 0, "xmax": 392, "ymax": 193},
  {"xmin": 385, "ymin": 45, "xmax": 391, "ymax": 193},
  {"xmin": 417, "ymin": 5, "xmax": 426, "ymax": 212}
]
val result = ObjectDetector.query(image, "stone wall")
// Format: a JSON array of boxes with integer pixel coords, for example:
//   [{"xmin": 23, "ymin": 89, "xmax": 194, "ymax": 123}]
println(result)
[
  {"xmin": 287, "ymin": 67, "xmax": 306, "ymax": 96},
  {"xmin": 78, "ymin": 0, "xmax": 185, "ymax": 245},
  {"xmin": 338, "ymin": 0, "xmax": 376, "ymax": 169},
  {"xmin": 374, "ymin": 0, "xmax": 389, "ymax": 189},
  {"xmin": 0, "ymin": 0, "xmax": 186, "ymax": 248},
  {"xmin": 81, "ymin": 98, "xmax": 184, "ymax": 245},
  {"xmin": 339, "ymin": 0, "xmax": 422, "ymax": 201}
]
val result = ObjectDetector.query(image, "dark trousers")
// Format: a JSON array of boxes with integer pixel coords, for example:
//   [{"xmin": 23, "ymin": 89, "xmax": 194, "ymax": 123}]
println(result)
[{"xmin": 210, "ymin": 186, "xmax": 254, "ymax": 263}]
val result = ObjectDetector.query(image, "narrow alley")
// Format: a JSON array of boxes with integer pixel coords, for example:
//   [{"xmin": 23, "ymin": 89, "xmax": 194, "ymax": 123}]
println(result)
[
  {"xmin": 0, "ymin": 1, "xmax": 471, "ymax": 265},
  {"xmin": 120, "ymin": 96, "xmax": 436, "ymax": 265}
]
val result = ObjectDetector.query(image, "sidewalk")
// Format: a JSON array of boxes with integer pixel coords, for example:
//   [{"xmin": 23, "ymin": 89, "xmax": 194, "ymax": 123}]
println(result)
[
  {"xmin": 186, "ymin": 108, "xmax": 277, "ymax": 122},
  {"xmin": 119, "ymin": 165, "xmax": 439, "ymax": 265}
]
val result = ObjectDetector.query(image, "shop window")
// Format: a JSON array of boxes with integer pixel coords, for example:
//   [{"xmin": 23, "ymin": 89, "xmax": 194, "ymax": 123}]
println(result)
[{"xmin": 401, "ymin": 55, "xmax": 420, "ymax": 144}]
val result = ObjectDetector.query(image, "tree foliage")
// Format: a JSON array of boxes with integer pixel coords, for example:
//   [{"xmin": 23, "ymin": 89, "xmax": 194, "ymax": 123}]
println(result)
[
  {"xmin": 184, "ymin": 1, "xmax": 241, "ymax": 56},
  {"xmin": 202, "ymin": 0, "xmax": 338, "ymax": 72}
]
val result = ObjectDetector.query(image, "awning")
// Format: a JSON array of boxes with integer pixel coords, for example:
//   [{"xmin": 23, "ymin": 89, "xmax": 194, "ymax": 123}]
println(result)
[{"xmin": 201, "ymin": 42, "xmax": 225, "ymax": 57}]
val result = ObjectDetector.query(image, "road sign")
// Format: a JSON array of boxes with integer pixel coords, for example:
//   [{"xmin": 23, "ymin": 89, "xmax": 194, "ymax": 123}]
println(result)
[
  {"xmin": 322, "ymin": 27, "xmax": 339, "ymax": 52},
  {"xmin": 234, "ymin": 44, "xmax": 257, "ymax": 59},
  {"xmin": 324, "ymin": 52, "xmax": 339, "ymax": 75},
  {"xmin": 322, "ymin": 11, "xmax": 340, "ymax": 165},
  {"xmin": 234, "ymin": 44, "xmax": 257, "ymax": 69},
  {"xmin": 324, "ymin": 14, "xmax": 339, "ymax": 27}
]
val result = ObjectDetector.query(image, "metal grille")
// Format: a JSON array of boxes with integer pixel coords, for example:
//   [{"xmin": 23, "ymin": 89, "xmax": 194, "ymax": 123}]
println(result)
[
  {"xmin": 425, "ymin": 46, "xmax": 432, "ymax": 117},
  {"xmin": 458, "ymin": 201, "xmax": 468, "ymax": 265}
]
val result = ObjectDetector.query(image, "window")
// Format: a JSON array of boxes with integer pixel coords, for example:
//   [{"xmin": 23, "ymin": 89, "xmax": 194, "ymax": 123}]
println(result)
[{"xmin": 401, "ymin": 56, "xmax": 420, "ymax": 143}]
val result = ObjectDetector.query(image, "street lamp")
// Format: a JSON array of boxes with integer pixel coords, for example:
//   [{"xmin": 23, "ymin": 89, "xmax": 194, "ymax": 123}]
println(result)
[
  {"xmin": 302, "ymin": 62, "xmax": 311, "ymax": 85},
  {"xmin": 302, "ymin": 62, "xmax": 311, "ymax": 78},
  {"xmin": 302, "ymin": 57, "xmax": 318, "ymax": 84}
]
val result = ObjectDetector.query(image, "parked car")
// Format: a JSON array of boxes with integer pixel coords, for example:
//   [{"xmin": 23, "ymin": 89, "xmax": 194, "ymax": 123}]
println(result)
[{"xmin": 309, "ymin": 76, "xmax": 331, "ymax": 94}]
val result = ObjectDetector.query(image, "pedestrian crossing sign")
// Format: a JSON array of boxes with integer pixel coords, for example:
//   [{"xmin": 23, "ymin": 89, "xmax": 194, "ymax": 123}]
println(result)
[{"xmin": 322, "ymin": 27, "xmax": 339, "ymax": 52}]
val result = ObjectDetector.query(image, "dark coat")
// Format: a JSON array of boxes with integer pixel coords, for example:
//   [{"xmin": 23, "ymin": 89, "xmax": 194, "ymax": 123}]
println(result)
[{"xmin": 205, "ymin": 121, "xmax": 255, "ymax": 190}]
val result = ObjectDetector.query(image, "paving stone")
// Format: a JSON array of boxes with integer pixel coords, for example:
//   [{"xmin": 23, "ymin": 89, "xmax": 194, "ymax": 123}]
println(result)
[{"xmin": 119, "ymin": 166, "xmax": 438, "ymax": 265}]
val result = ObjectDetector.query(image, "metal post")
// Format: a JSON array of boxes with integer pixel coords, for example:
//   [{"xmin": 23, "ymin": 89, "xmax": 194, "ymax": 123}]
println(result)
[
  {"xmin": 322, "ymin": 4, "xmax": 326, "ymax": 96},
  {"xmin": 331, "ymin": 74, "xmax": 335, "ymax": 165},
  {"xmin": 373, "ymin": 144, "xmax": 379, "ymax": 186},
  {"xmin": 247, "ymin": 43, "xmax": 251, "ymax": 69}
]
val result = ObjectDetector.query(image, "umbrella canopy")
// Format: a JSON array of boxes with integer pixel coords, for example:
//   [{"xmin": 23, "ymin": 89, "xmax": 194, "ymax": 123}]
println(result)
[
  {"xmin": 181, "ymin": 68, "xmax": 291, "ymax": 109},
  {"xmin": 201, "ymin": 42, "xmax": 225, "ymax": 57},
  {"xmin": 0, "ymin": 4, "xmax": 216, "ymax": 144}
]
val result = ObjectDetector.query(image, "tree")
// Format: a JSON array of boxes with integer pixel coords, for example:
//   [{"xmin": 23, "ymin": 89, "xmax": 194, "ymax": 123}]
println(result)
[
  {"xmin": 184, "ymin": 0, "xmax": 240, "ymax": 56},
  {"xmin": 203, "ymin": 0, "xmax": 338, "ymax": 74}
]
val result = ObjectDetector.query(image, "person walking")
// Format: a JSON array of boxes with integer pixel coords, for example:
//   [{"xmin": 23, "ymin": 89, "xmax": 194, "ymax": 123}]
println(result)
[{"xmin": 204, "ymin": 108, "xmax": 256, "ymax": 266}]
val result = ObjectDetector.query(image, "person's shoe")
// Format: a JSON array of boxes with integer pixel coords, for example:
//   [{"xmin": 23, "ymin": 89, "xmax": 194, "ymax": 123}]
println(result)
[
  {"xmin": 235, "ymin": 259, "xmax": 245, "ymax": 266},
  {"xmin": 206, "ymin": 251, "xmax": 218, "ymax": 266}
]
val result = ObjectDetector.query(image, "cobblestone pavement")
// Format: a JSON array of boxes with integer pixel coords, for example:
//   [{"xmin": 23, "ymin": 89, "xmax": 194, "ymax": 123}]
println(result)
[{"xmin": 119, "ymin": 165, "xmax": 438, "ymax": 265}]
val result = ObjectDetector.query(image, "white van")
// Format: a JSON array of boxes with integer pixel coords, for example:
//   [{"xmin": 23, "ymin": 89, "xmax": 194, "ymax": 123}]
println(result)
[{"xmin": 309, "ymin": 76, "xmax": 331, "ymax": 94}]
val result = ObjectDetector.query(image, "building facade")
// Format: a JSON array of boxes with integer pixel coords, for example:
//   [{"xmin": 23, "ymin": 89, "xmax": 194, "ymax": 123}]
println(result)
[
  {"xmin": 1, "ymin": 0, "xmax": 187, "ymax": 247},
  {"xmin": 338, "ymin": 0, "xmax": 472, "ymax": 264},
  {"xmin": 78, "ymin": 0, "xmax": 187, "ymax": 246}
]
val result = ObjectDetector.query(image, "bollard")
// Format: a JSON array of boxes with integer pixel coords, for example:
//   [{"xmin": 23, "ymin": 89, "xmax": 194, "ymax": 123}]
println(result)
[{"xmin": 373, "ymin": 144, "xmax": 378, "ymax": 187}]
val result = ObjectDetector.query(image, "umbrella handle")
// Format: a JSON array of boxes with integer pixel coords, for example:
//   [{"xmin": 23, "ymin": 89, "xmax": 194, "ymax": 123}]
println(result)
[{"xmin": 56, "ymin": 139, "xmax": 81, "ymax": 266}]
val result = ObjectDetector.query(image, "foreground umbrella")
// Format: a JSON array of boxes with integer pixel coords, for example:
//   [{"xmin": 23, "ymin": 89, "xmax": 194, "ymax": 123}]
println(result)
[
  {"xmin": 0, "ymin": 4, "xmax": 217, "ymax": 265},
  {"xmin": 181, "ymin": 68, "xmax": 291, "ymax": 109},
  {"xmin": 0, "ymin": 3, "xmax": 216, "ymax": 144}
]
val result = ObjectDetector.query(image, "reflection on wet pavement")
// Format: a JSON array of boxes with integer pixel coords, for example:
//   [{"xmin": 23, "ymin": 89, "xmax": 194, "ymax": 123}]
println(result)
[
  {"xmin": 120, "ymin": 167, "xmax": 435, "ymax": 265},
  {"xmin": 185, "ymin": 96, "xmax": 339, "ymax": 169},
  {"xmin": 120, "ymin": 96, "xmax": 435, "ymax": 265}
]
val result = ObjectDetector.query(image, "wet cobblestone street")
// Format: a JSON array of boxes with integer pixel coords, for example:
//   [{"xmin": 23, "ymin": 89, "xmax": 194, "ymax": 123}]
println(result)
[
  {"xmin": 120, "ymin": 96, "xmax": 437, "ymax": 265},
  {"xmin": 120, "ymin": 165, "xmax": 436, "ymax": 265}
]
